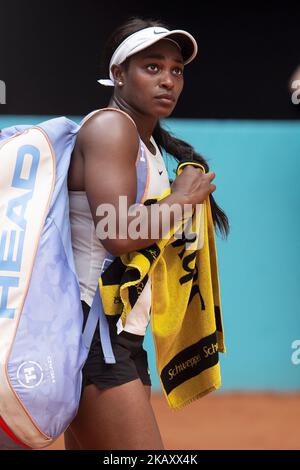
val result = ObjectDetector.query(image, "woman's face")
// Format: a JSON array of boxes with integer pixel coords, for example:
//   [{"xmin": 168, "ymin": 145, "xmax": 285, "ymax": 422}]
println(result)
[{"xmin": 117, "ymin": 39, "xmax": 184, "ymax": 118}]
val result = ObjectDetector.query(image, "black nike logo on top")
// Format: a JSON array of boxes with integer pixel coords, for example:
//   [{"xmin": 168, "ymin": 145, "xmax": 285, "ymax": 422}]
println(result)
[{"xmin": 158, "ymin": 170, "xmax": 163, "ymax": 175}]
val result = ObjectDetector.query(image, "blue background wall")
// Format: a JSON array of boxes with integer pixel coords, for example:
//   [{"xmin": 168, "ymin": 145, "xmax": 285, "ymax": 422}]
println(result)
[{"xmin": 1, "ymin": 116, "xmax": 300, "ymax": 391}]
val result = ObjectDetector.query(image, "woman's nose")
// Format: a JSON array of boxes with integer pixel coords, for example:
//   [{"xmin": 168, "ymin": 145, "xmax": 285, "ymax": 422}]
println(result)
[{"xmin": 159, "ymin": 72, "xmax": 175, "ymax": 89}]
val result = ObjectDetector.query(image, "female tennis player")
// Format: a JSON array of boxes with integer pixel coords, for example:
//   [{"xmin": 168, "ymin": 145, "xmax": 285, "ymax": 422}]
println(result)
[{"xmin": 66, "ymin": 17, "xmax": 229, "ymax": 450}]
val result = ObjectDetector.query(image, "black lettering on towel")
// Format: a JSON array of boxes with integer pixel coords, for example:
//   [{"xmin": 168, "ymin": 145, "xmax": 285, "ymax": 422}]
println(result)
[
  {"xmin": 160, "ymin": 331, "xmax": 219, "ymax": 395},
  {"xmin": 215, "ymin": 305, "xmax": 222, "ymax": 333},
  {"xmin": 128, "ymin": 274, "xmax": 149, "ymax": 309},
  {"xmin": 172, "ymin": 237, "xmax": 205, "ymax": 311},
  {"xmin": 139, "ymin": 243, "xmax": 161, "ymax": 264}
]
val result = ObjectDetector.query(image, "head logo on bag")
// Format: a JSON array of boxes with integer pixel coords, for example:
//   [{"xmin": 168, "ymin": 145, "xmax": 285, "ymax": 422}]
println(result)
[{"xmin": 0, "ymin": 137, "xmax": 50, "ymax": 321}]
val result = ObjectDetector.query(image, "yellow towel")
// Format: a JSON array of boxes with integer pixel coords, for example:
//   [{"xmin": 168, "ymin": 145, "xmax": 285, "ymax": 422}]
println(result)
[{"xmin": 99, "ymin": 161, "xmax": 226, "ymax": 409}]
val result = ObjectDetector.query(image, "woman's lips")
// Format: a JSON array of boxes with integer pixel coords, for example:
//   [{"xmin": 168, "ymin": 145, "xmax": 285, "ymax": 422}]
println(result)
[{"xmin": 154, "ymin": 95, "xmax": 174, "ymax": 105}]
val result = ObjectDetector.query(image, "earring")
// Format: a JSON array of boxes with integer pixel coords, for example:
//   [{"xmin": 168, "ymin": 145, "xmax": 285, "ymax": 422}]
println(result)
[{"xmin": 118, "ymin": 81, "xmax": 123, "ymax": 86}]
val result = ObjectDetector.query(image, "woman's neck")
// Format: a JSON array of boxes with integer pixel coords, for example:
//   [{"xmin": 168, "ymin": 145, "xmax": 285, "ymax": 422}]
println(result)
[{"xmin": 108, "ymin": 96, "xmax": 157, "ymax": 145}]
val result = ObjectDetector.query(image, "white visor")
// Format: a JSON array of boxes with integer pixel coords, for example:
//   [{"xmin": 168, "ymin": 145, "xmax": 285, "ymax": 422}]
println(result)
[{"xmin": 97, "ymin": 26, "xmax": 198, "ymax": 87}]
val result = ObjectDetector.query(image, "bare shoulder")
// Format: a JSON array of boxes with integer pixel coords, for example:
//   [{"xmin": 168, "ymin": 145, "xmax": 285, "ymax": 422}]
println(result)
[{"xmin": 77, "ymin": 109, "xmax": 139, "ymax": 161}]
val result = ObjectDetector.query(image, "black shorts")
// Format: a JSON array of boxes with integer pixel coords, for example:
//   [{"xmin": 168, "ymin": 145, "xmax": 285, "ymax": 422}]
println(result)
[{"xmin": 81, "ymin": 301, "xmax": 151, "ymax": 390}]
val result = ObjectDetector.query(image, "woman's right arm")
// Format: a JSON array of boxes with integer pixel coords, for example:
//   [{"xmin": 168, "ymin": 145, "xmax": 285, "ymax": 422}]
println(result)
[{"xmin": 78, "ymin": 111, "xmax": 216, "ymax": 256}]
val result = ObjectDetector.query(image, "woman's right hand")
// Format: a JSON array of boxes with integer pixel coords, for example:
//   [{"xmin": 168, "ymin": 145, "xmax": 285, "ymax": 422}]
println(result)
[{"xmin": 171, "ymin": 165, "xmax": 216, "ymax": 205}]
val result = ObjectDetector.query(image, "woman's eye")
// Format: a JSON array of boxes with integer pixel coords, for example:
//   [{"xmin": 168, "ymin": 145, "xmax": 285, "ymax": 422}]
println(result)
[
  {"xmin": 173, "ymin": 68, "xmax": 183, "ymax": 76},
  {"xmin": 146, "ymin": 64, "xmax": 159, "ymax": 72}
]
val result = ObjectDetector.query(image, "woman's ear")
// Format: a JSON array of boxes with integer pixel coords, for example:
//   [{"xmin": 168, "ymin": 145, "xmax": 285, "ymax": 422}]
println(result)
[{"xmin": 111, "ymin": 65, "xmax": 125, "ymax": 87}]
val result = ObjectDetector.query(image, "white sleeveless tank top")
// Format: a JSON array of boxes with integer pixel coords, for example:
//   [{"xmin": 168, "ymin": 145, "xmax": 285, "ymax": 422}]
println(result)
[{"xmin": 69, "ymin": 131, "xmax": 170, "ymax": 336}]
